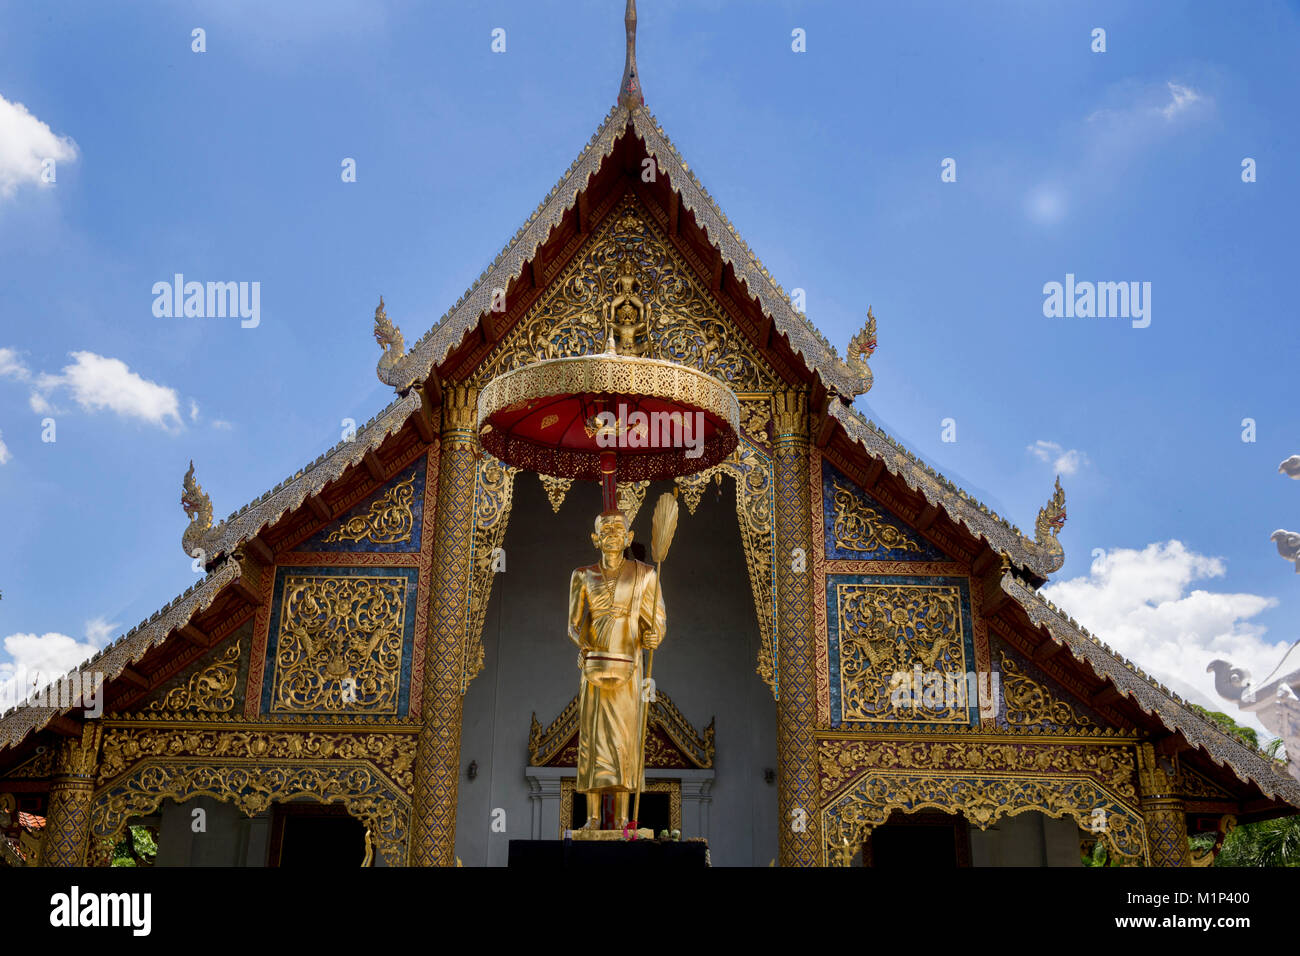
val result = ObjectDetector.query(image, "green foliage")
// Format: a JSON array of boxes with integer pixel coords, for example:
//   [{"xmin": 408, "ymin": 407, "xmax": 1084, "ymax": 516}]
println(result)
[
  {"xmin": 1080, "ymin": 838, "xmax": 1131, "ymax": 867},
  {"xmin": 1081, "ymin": 839, "xmax": 1109, "ymax": 867},
  {"xmin": 1216, "ymin": 815, "xmax": 1300, "ymax": 867},
  {"xmin": 1191, "ymin": 705, "xmax": 1259, "ymax": 749},
  {"xmin": 109, "ymin": 825, "xmax": 157, "ymax": 867}
]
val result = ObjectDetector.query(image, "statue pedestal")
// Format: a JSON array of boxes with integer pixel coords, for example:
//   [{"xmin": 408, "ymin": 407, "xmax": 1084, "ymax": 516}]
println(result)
[
  {"xmin": 570, "ymin": 828, "xmax": 655, "ymax": 841},
  {"xmin": 507, "ymin": 839, "xmax": 709, "ymax": 868}
]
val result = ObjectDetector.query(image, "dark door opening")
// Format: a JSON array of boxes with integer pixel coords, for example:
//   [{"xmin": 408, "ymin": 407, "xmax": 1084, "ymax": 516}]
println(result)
[
  {"xmin": 863, "ymin": 811, "xmax": 971, "ymax": 867},
  {"xmin": 269, "ymin": 803, "xmax": 367, "ymax": 867},
  {"xmin": 568, "ymin": 791, "xmax": 673, "ymax": 834}
]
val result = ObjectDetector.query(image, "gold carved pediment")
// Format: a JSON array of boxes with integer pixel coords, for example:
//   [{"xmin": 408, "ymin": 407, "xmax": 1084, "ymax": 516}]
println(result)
[{"xmin": 473, "ymin": 194, "xmax": 779, "ymax": 394}]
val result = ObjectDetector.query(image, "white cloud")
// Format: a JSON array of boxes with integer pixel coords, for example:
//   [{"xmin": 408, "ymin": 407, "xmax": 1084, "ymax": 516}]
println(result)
[
  {"xmin": 0, "ymin": 94, "xmax": 78, "ymax": 199},
  {"xmin": 84, "ymin": 616, "xmax": 119, "ymax": 645},
  {"xmin": 0, "ymin": 631, "xmax": 99, "ymax": 704},
  {"xmin": 189, "ymin": 399, "xmax": 200, "ymax": 423},
  {"xmin": 0, "ymin": 347, "xmax": 30, "ymax": 381},
  {"xmin": 0, "ymin": 616, "xmax": 118, "ymax": 705},
  {"xmin": 1024, "ymin": 80, "xmax": 1210, "ymax": 226},
  {"xmin": 1085, "ymin": 81, "xmax": 1209, "ymax": 128},
  {"xmin": 1027, "ymin": 439, "xmax": 1089, "ymax": 476},
  {"xmin": 1161, "ymin": 82, "xmax": 1203, "ymax": 120},
  {"xmin": 1041, "ymin": 541, "xmax": 1286, "ymax": 742},
  {"xmin": 0, "ymin": 430, "xmax": 9, "ymax": 465},
  {"xmin": 30, "ymin": 351, "xmax": 182, "ymax": 429},
  {"xmin": 212, "ymin": 419, "xmax": 233, "ymax": 431}
]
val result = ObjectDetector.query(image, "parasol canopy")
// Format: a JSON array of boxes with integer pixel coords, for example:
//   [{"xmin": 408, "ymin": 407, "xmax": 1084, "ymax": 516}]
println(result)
[{"xmin": 476, "ymin": 352, "xmax": 739, "ymax": 493}]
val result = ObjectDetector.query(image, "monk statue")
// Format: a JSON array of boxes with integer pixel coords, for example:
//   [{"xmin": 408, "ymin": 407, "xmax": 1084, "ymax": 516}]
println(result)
[{"xmin": 567, "ymin": 509, "xmax": 666, "ymax": 831}]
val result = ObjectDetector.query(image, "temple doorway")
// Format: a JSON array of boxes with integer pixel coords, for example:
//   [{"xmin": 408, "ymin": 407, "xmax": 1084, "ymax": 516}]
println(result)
[
  {"xmin": 863, "ymin": 811, "xmax": 972, "ymax": 867},
  {"xmin": 268, "ymin": 804, "xmax": 367, "ymax": 867}
]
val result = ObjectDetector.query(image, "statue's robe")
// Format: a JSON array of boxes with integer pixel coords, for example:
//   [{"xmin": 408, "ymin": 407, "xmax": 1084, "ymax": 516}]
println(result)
[{"xmin": 568, "ymin": 557, "xmax": 666, "ymax": 793}]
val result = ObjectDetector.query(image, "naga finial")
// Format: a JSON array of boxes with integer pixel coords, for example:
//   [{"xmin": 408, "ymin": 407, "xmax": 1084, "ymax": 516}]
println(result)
[
  {"xmin": 846, "ymin": 306, "xmax": 878, "ymax": 397},
  {"xmin": 374, "ymin": 295, "xmax": 406, "ymax": 384},
  {"xmin": 618, "ymin": 0, "xmax": 644, "ymax": 109},
  {"xmin": 1033, "ymin": 476, "xmax": 1067, "ymax": 572},
  {"xmin": 181, "ymin": 459, "xmax": 214, "ymax": 560}
]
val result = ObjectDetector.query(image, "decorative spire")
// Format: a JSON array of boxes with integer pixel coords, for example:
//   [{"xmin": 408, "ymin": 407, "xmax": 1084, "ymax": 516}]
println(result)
[{"xmin": 618, "ymin": 0, "xmax": 644, "ymax": 109}]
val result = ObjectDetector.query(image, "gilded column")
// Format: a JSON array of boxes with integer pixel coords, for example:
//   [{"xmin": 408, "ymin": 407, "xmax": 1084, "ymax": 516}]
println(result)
[
  {"xmin": 408, "ymin": 385, "xmax": 478, "ymax": 866},
  {"xmin": 772, "ymin": 389, "xmax": 822, "ymax": 866},
  {"xmin": 42, "ymin": 722, "xmax": 102, "ymax": 867},
  {"xmin": 1137, "ymin": 742, "xmax": 1191, "ymax": 867}
]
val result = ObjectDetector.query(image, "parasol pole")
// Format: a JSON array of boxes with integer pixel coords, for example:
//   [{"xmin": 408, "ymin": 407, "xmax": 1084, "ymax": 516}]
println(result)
[{"xmin": 631, "ymin": 488, "xmax": 679, "ymax": 832}]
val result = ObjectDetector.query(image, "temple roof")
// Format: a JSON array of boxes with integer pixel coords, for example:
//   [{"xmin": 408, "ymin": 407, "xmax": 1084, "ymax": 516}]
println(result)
[{"xmin": 1, "ymin": 5, "xmax": 1296, "ymax": 816}]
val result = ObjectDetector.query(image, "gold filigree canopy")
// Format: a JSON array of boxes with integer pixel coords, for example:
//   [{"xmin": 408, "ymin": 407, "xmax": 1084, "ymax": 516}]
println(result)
[{"xmin": 476, "ymin": 352, "xmax": 740, "ymax": 484}]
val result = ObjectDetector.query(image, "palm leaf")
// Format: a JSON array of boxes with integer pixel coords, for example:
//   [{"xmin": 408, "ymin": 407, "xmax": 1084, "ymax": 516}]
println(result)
[{"xmin": 650, "ymin": 491, "xmax": 679, "ymax": 564}]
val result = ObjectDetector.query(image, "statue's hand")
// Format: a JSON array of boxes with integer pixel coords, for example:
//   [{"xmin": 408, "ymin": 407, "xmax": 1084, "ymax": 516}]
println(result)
[{"xmin": 643, "ymin": 632, "xmax": 662, "ymax": 651}]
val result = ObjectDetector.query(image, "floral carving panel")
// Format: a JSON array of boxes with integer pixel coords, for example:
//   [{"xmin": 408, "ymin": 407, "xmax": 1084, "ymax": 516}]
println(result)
[
  {"xmin": 261, "ymin": 567, "xmax": 419, "ymax": 717},
  {"xmin": 822, "ymin": 459, "xmax": 943, "ymax": 561},
  {"xmin": 826, "ymin": 574, "xmax": 978, "ymax": 728}
]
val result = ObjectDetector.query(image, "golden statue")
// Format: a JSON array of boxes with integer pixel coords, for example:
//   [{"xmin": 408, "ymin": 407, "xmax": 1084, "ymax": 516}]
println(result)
[
  {"xmin": 604, "ymin": 258, "xmax": 650, "ymax": 356},
  {"xmin": 568, "ymin": 509, "xmax": 666, "ymax": 831}
]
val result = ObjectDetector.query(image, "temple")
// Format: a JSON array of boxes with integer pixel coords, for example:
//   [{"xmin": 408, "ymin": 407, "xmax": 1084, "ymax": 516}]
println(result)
[{"xmin": 3, "ymin": 2, "xmax": 1298, "ymax": 868}]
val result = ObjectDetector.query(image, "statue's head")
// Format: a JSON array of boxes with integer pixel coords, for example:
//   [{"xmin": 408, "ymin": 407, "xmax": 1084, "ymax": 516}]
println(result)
[{"xmin": 592, "ymin": 510, "xmax": 633, "ymax": 556}]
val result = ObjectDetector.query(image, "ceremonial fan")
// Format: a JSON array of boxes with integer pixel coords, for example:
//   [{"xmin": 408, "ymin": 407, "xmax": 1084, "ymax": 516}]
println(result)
[{"xmin": 630, "ymin": 488, "xmax": 679, "ymax": 830}]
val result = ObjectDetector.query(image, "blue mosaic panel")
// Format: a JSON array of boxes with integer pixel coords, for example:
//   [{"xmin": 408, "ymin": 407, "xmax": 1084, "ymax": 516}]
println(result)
[
  {"xmin": 297, "ymin": 459, "xmax": 425, "ymax": 553},
  {"xmin": 822, "ymin": 459, "xmax": 944, "ymax": 561},
  {"xmin": 261, "ymin": 566, "xmax": 418, "ymax": 718},
  {"xmin": 826, "ymin": 573, "xmax": 978, "ymax": 728}
]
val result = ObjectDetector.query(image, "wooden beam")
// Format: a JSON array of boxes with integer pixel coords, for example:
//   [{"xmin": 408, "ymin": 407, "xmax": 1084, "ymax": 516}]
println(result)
[
  {"xmin": 308, "ymin": 495, "xmax": 332, "ymax": 523},
  {"xmin": 710, "ymin": 248, "xmax": 723, "ymax": 292},
  {"xmin": 246, "ymin": 536, "xmax": 274, "ymax": 566},
  {"xmin": 424, "ymin": 368, "xmax": 443, "ymax": 409},
  {"xmin": 863, "ymin": 458, "xmax": 885, "ymax": 489},
  {"xmin": 812, "ymin": 411, "xmax": 836, "ymax": 449},
  {"xmin": 668, "ymin": 189, "xmax": 679, "ymax": 235},
  {"xmin": 982, "ymin": 574, "xmax": 1009, "ymax": 615},
  {"xmin": 45, "ymin": 716, "xmax": 83, "ymax": 737},
  {"xmin": 179, "ymin": 623, "xmax": 210, "ymax": 647},
  {"xmin": 972, "ymin": 549, "xmax": 999, "ymax": 577},
  {"xmin": 413, "ymin": 386, "xmax": 435, "ymax": 443},
  {"xmin": 1155, "ymin": 734, "xmax": 1193, "ymax": 756},
  {"xmin": 117, "ymin": 667, "xmax": 150, "ymax": 690},
  {"xmin": 577, "ymin": 190, "xmax": 589, "ymax": 235},
  {"xmin": 530, "ymin": 259, "xmax": 543, "ymax": 290},
  {"xmin": 231, "ymin": 577, "xmax": 261, "ymax": 606},
  {"xmin": 364, "ymin": 449, "xmax": 387, "ymax": 483},
  {"xmin": 1032, "ymin": 640, "xmax": 1065, "ymax": 664},
  {"xmin": 1089, "ymin": 685, "xmax": 1121, "ymax": 708},
  {"xmin": 915, "ymin": 504, "xmax": 941, "ymax": 532}
]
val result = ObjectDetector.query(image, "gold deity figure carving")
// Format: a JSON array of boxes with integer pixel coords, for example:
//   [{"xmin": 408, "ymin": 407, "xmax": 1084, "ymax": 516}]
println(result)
[
  {"xmin": 604, "ymin": 257, "xmax": 650, "ymax": 356},
  {"xmin": 567, "ymin": 509, "xmax": 666, "ymax": 830}
]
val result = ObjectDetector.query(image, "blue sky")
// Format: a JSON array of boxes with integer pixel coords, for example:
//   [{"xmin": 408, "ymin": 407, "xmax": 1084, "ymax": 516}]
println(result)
[{"xmin": 1, "ymin": 1, "xmax": 1298, "ymax": 734}]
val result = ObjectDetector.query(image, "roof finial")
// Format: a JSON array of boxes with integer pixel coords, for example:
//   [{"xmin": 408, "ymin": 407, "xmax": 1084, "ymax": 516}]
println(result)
[{"xmin": 618, "ymin": 0, "xmax": 644, "ymax": 109}]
